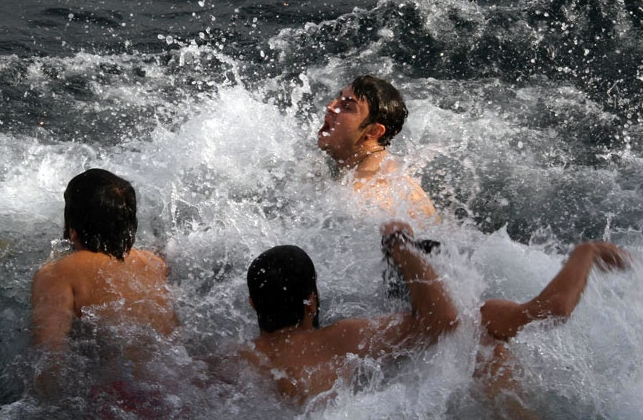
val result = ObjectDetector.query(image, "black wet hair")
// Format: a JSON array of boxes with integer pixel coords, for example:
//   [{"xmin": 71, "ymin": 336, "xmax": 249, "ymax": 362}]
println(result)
[
  {"xmin": 247, "ymin": 245, "xmax": 319, "ymax": 333},
  {"xmin": 63, "ymin": 168, "xmax": 137, "ymax": 260},
  {"xmin": 351, "ymin": 75, "xmax": 409, "ymax": 147}
]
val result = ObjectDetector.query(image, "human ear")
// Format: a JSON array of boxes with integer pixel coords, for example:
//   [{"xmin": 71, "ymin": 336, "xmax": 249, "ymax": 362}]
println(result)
[
  {"xmin": 365, "ymin": 123, "xmax": 386, "ymax": 141},
  {"xmin": 305, "ymin": 292, "xmax": 318, "ymax": 316},
  {"xmin": 68, "ymin": 228, "xmax": 82, "ymax": 250}
]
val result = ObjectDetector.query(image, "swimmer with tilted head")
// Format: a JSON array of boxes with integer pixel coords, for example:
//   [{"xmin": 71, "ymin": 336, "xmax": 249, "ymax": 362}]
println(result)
[{"xmin": 318, "ymin": 75, "xmax": 439, "ymax": 226}]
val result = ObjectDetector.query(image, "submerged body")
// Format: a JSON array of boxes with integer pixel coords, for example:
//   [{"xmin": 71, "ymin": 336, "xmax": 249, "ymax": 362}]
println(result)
[
  {"xmin": 30, "ymin": 169, "xmax": 179, "ymax": 407},
  {"xmin": 241, "ymin": 225, "xmax": 458, "ymax": 404},
  {"xmin": 318, "ymin": 76, "xmax": 439, "ymax": 227},
  {"xmin": 239, "ymin": 222, "xmax": 630, "ymax": 410}
]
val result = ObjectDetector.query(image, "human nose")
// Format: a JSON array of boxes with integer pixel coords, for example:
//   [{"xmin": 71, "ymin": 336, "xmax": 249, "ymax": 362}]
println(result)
[{"xmin": 326, "ymin": 98, "xmax": 341, "ymax": 114}]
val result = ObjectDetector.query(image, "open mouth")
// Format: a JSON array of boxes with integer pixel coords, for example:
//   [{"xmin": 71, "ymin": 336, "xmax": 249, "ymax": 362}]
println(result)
[{"xmin": 318, "ymin": 119, "xmax": 331, "ymax": 137}]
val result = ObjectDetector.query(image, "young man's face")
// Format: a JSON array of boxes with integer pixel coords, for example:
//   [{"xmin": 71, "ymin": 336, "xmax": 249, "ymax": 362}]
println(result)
[{"xmin": 317, "ymin": 85, "xmax": 371, "ymax": 164}]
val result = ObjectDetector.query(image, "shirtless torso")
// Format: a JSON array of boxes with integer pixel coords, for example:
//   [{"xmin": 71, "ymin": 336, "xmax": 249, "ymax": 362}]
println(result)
[
  {"xmin": 239, "ymin": 222, "xmax": 459, "ymax": 404},
  {"xmin": 350, "ymin": 152, "xmax": 439, "ymax": 225},
  {"xmin": 241, "ymin": 323, "xmax": 364, "ymax": 404},
  {"xmin": 31, "ymin": 248, "xmax": 178, "ymax": 353}
]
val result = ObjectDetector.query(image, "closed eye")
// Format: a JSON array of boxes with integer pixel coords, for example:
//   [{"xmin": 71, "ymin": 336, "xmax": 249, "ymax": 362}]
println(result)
[{"xmin": 339, "ymin": 96, "xmax": 357, "ymax": 110}]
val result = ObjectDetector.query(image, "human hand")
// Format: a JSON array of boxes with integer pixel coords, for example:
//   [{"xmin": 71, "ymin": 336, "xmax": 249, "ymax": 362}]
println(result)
[
  {"xmin": 380, "ymin": 220, "xmax": 414, "ymax": 239},
  {"xmin": 380, "ymin": 221, "xmax": 416, "ymax": 259},
  {"xmin": 586, "ymin": 242, "xmax": 631, "ymax": 271}
]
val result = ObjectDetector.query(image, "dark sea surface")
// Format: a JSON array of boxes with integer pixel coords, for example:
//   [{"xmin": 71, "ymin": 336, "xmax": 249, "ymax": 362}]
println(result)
[{"xmin": 1, "ymin": 0, "xmax": 642, "ymax": 418}]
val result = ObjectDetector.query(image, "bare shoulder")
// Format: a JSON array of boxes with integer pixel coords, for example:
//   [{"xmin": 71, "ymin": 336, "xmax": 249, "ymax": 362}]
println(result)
[
  {"xmin": 237, "ymin": 342, "xmax": 266, "ymax": 368},
  {"xmin": 32, "ymin": 252, "xmax": 107, "ymax": 300},
  {"xmin": 400, "ymin": 175, "xmax": 439, "ymax": 221},
  {"xmin": 200, "ymin": 345, "xmax": 252, "ymax": 385},
  {"xmin": 375, "ymin": 169, "xmax": 438, "ymax": 222},
  {"xmin": 130, "ymin": 248, "xmax": 165, "ymax": 264},
  {"xmin": 317, "ymin": 316, "xmax": 397, "ymax": 353},
  {"xmin": 31, "ymin": 254, "xmax": 79, "ymax": 304},
  {"xmin": 329, "ymin": 313, "xmax": 409, "ymax": 333},
  {"xmin": 128, "ymin": 249, "xmax": 169, "ymax": 275},
  {"xmin": 33, "ymin": 258, "xmax": 59, "ymax": 280},
  {"xmin": 32, "ymin": 260, "xmax": 60, "ymax": 291},
  {"xmin": 399, "ymin": 175, "xmax": 431, "ymax": 202},
  {"xmin": 324, "ymin": 317, "xmax": 376, "ymax": 333},
  {"xmin": 33, "ymin": 252, "xmax": 83, "ymax": 285}
]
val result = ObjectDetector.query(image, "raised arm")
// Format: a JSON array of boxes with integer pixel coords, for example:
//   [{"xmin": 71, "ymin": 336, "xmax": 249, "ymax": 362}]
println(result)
[
  {"xmin": 481, "ymin": 241, "xmax": 630, "ymax": 341},
  {"xmin": 30, "ymin": 264, "xmax": 77, "ymax": 399},
  {"xmin": 381, "ymin": 221, "xmax": 456, "ymax": 333},
  {"xmin": 326, "ymin": 221, "xmax": 458, "ymax": 358}
]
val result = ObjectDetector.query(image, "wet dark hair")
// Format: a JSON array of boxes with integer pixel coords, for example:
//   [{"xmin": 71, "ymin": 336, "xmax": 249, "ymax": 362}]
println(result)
[
  {"xmin": 352, "ymin": 75, "xmax": 409, "ymax": 147},
  {"xmin": 63, "ymin": 168, "xmax": 137, "ymax": 260},
  {"xmin": 247, "ymin": 245, "xmax": 319, "ymax": 333}
]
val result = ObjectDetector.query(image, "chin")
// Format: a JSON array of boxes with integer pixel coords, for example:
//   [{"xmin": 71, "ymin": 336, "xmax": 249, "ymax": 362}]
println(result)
[{"xmin": 317, "ymin": 137, "xmax": 328, "ymax": 151}]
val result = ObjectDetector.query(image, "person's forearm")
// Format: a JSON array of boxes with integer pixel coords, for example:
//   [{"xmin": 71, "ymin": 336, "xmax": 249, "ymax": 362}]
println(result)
[
  {"xmin": 482, "ymin": 241, "xmax": 628, "ymax": 341},
  {"xmin": 387, "ymin": 235, "xmax": 459, "ymax": 334},
  {"xmin": 33, "ymin": 349, "xmax": 68, "ymax": 401},
  {"xmin": 524, "ymin": 243, "xmax": 597, "ymax": 319}
]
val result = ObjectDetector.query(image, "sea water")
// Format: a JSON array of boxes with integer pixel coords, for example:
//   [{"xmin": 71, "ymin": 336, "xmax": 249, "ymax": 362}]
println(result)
[{"xmin": 1, "ymin": 0, "xmax": 642, "ymax": 418}]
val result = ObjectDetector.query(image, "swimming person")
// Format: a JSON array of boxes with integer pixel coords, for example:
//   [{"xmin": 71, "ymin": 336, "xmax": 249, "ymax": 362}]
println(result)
[
  {"xmin": 241, "ymin": 220, "xmax": 629, "ymax": 407},
  {"xmin": 30, "ymin": 169, "xmax": 179, "ymax": 407},
  {"xmin": 318, "ymin": 75, "xmax": 439, "ymax": 225},
  {"xmin": 242, "ymin": 220, "xmax": 458, "ymax": 405},
  {"xmin": 475, "ymin": 239, "xmax": 630, "ymax": 418}
]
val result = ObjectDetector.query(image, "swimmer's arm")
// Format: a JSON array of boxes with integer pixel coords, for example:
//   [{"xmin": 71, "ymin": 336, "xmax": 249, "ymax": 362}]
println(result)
[
  {"xmin": 379, "ymin": 221, "xmax": 457, "ymax": 342},
  {"xmin": 474, "ymin": 340, "xmax": 543, "ymax": 420},
  {"xmin": 475, "ymin": 243, "xmax": 629, "ymax": 420},
  {"xmin": 326, "ymin": 222, "xmax": 457, "ymax": 357},
  {"xmin": 31, "ymin": 266, "xmax": 75, "ymax": 352},
  {"xmin": 480, "ymin": 241, "xmax": 630, "ymax": 341}
]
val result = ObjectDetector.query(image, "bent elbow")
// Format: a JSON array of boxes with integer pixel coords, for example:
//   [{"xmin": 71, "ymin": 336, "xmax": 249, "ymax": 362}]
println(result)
[{"xmin": 549, "ymin": 295, "xmax": 575, "ymax": 320}]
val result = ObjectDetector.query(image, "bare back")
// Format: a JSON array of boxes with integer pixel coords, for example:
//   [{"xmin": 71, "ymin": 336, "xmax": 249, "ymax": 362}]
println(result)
[
  {"xmin": 243, "ymin": 310, "xmax": 453, "ymax": 403},
  {"xmin": 31, "ymin": 248, "xmax": 178, "ymax": 352},
  {"xmin": 243, "ymin": 322, "xmax": 370, "ymax": 403}
]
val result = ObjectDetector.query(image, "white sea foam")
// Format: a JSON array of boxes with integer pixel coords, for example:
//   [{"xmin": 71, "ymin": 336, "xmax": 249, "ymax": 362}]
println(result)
[{"xmin": 1, "ymin": 36, "xmax": 643, "ymax": 420}]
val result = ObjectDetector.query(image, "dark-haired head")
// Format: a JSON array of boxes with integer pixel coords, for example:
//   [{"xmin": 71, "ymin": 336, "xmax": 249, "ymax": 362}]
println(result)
[
  {"xmin": 247, "ymin": 245, "xmax": 319, "ymax": 333},
  {"xmin": 64, "ymin": 168, "xmax": 137, "ymax": 260},
  {"xmin": 351, "ymin": 75, "xmax": 408, "ymax": 147}
]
